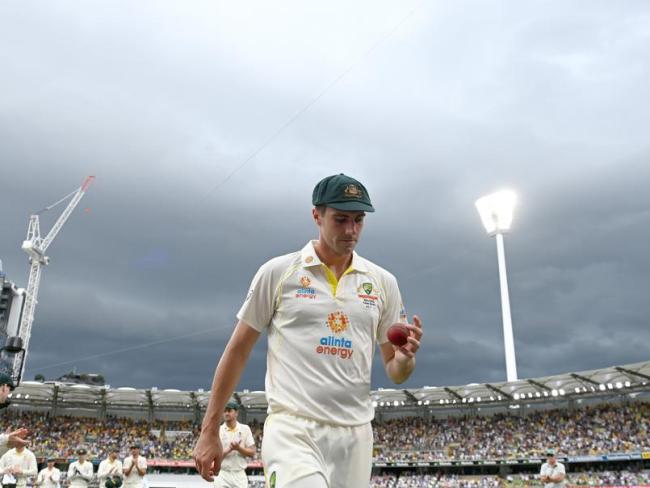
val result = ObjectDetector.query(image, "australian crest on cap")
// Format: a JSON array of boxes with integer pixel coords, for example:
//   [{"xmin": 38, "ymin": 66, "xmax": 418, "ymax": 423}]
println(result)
[{"xmin": 343, "ymin": 183, "xmax": 363, "ymax": 199}]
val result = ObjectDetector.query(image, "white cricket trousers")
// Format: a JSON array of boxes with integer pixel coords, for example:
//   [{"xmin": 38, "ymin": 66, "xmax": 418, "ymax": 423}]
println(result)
[{"xmin": 261, "ymin": 413, "xmax": 373, "ymax": 488}]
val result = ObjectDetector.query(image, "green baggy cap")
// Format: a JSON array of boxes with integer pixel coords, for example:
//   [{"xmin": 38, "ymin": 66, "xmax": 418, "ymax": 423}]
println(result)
[
  {"xmin": 225, "ymin": 401, "xmax": 240, "ymax": 410},
  {"xmin": 312, "ymin": 174, "xmax": 375, "ymax": 212}
]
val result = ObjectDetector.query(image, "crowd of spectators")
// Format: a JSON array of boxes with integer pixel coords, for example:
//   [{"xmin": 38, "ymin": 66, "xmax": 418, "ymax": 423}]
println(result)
[
  {"xmin": 373, "ymin": 402, "xmax": 649, "ymax": 462},
  {"xmin": 0, "ymin": 412, "xmax": 199, "ymax": 460},
  {"xmin": 1, "ymin": 402, "xmax": 647, "ymax": 463}
]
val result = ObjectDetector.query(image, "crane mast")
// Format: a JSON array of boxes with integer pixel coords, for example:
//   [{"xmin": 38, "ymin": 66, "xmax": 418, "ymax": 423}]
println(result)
[{"xmin": 9, "ymin": 176, "xmax": 94, "ymax": 382}]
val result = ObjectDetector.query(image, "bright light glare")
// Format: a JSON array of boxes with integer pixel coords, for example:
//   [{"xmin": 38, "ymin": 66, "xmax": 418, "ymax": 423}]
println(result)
[{"xmin": 475, "ymin": 190, "xmax": 517, "ymax": 235}]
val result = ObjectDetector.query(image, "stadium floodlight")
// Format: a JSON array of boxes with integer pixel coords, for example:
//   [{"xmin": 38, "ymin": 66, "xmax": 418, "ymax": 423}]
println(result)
[{"xmin": 475, "ymin": 190, "xmax": 519, "ymax": 382}]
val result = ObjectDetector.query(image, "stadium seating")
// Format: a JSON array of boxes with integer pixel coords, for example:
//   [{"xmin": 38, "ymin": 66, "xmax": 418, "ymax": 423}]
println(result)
[{"xmin": 1, "ymin": 402, "xmax": 647, "ymax": 462}]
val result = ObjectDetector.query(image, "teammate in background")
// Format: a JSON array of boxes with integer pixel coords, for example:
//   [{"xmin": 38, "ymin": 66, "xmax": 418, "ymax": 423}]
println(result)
[
  {"xmin": 36, "ymin": 459, "xmax": 61, "ymax": 488},
  {"xmin": 98, "ymin": 448, "xmax": 123, "ymax": 488},
  {"xmin": 123, "ymin": 444, "xmax": 147, "ymax": 488},
  {"xmin": 0, "ymin": 373, "xmax": 29, "ymax": 456},
  {"xmin": 0, "ymin": 444, "xmax": 38, "ymax": 488},
  {"xmin": 67, "ymin": 448, "xmax": 93, "ymax": 488},
  {"xmin": 194, "ymin": 174, "xmax": 423, "ymax": 487},
  {"xmin": 214, "ymin": 402, "xmax": 256, "ymax": 488},
  {"xmin": 540, "ymin": 449, "xmax": 566, "ymax": 488}
]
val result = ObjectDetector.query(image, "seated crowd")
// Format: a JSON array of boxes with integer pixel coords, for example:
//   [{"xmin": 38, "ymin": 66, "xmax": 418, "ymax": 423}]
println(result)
[
  {"xmin": 373, "ymin": 402, "xmax": 649, "ymax": 462},
  {"xmin": 1, "ymin": 402, "xmax": 647, "ymax": 463}
]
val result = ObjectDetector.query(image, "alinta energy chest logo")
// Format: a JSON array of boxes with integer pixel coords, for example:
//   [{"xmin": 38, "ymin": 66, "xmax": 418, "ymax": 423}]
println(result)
[
  {"xmin": 315, "ymin": 311, "xmax": 354, "ymax": 360},
  {"xmin": 296, "ymin": 276, "xmax": 316, "ymax": 300}
]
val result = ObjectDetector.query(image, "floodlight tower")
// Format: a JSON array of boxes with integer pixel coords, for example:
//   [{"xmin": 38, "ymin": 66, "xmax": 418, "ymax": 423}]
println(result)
[
  {"xmin": 6, "ymin": 176, "xmax": 94, "ymax": 383},
  {"xmin": 475, "ymin": 190, "xmax": 518, "ymax": 382}
]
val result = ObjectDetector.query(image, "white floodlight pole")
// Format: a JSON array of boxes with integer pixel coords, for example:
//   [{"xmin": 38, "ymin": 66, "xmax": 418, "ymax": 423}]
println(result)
[
  {"xmin": 475, "ymin": 190, "xmax": 518, "ymax": 382},
  {"xmin": 495, "ymin": 232, "xmax": 517, "ymax": 382}
]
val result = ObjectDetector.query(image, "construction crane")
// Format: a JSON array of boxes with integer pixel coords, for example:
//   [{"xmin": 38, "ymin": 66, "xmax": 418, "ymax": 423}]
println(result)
[{"xmin": 3, "ymin": 176, "xmax": 94, "ymax": 383}]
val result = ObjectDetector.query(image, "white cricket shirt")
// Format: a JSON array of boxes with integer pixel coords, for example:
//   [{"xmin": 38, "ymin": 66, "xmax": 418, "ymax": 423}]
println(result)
[
  {"xmin": 123, "ymin": 456, "xmax": 147, "ymax": 487},
  {"xmin": 98, "ymin": 459, "xmax": 123, "ymax": 482},
  {"xmin": 237, "ymin": 241, "xmax": 406, "ymax": 426},
  {"xmin": 37, "ymin": 467, "xmax": 61, "ymax": 488},
  {"xmin": 219, "ymin": 422, "xmax": 255, "ymax": 471},
  {"xmin": 67, "ymin": 460, "xmax": 93, "ymax": 488},
  {"xmin": 540, "ymin": 461, "xmax": 566, "ymax": 488},
  {"xmin": 0, "ymin": 448, "xmax": 37, "ymax": 488}
]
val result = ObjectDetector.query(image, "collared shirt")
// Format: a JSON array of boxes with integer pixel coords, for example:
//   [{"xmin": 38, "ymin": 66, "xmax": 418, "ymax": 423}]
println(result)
[
  {"xmin": 37, "ymin": 467, "xmax": 61, "ymax": 488},
  {"xmin": 98, "ymin": 459, "xmax": 123, "ymax": 481},
  {"xmin": 0, "ymin": 448, "xmax": 38, "ymax": 487},
  {"xmin": 219, "ymin": 422, "xmax": 255, "ymax": 471},
  {"xmin": 540, "ymin": 461, "xmax": 566, "ymax": 488},
  {"xmin": 237, "ymin": 240, "xmax": 405, "ymax": 426},
  {"xmin": 123, "ymin": 455, "xmax": 147, "ymax": 486},
  {"xmin": 67, "ymin": 460, "xmax": 93, "ymax": 488}
]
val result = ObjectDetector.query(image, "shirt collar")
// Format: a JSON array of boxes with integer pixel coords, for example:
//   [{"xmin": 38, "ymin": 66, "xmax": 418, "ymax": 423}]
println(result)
[{"xmin": 301, "ymin": 241, "xmax": 368, "ymax": 273}]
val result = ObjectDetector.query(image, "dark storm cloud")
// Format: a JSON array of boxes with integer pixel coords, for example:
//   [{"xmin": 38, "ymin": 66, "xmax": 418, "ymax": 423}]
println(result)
[{"xmin": 1, "ymin": 1, "xmax": 649, "ymax": 392}]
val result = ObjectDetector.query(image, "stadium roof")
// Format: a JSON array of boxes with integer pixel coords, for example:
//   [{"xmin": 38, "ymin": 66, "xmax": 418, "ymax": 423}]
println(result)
[{"xmin": 8, "ymin": 360, "xmax": 649, "ymax": 414}]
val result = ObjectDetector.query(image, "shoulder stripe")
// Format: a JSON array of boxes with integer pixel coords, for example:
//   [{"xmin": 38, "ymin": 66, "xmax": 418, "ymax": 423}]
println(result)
[{"xmin": 274, "ymin": 260, "xmax": 302, "ymax": 310}]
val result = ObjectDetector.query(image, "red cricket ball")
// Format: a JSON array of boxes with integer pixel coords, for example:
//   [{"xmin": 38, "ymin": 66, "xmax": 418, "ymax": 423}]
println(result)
[{"xmin": 387, "ymin": 323, "xmax": 410, "ymax": 347}]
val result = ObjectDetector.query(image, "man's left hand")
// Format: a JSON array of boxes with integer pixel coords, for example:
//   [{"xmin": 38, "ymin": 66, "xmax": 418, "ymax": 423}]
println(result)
[{"xmin": 393, "ymin": 315, "xmax": 423, "ymax": 363}]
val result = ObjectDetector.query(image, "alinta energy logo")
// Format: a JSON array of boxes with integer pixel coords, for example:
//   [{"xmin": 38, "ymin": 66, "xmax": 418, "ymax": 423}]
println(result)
[
  {"xmin": 316, "ymin": 311, "xmax": 354, "ymax": 360},
  {"xmin": 296, "ymin": 276, "xmax": 316, "ymax": 299}
]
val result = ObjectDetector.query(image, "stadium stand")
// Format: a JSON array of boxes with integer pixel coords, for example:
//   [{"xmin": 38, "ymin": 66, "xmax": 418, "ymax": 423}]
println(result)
[
  {"xmin": 1, "ymin": 361, "xmax": 648, "ymax": 486},
  {"xmin": 2, "ymin": 402, "xmax": 647, "ymax": 462}
]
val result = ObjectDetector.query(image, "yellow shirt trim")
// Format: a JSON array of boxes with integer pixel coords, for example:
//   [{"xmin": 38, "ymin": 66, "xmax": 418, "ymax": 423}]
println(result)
[{"xmin": 322, "ymin": 265, "xmax": 354, "ymax": 296}]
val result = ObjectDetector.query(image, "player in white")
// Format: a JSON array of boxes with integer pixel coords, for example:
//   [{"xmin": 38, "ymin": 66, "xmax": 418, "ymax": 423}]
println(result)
[
  {"xmin": 0, "ymin": 373, "xmax": 29, "ymax": 457},
  {"xmin": 67, "ymin": 448, "xmax": 94, "ymax": 488},
  {"xmin": 540, "ymin": 449, "xmax": 566, "ymax": 488},
  {"xmin": 194, "ymin": 174, "xmax": 423, "ymax": 488},
  {"xmin": 214, "ymin": 401, "xmax": 256, "ymax": 488},
  {"xmin": 0, "ymin": 444, "xmax": 38, "ymax": 488},
  {"xmin": 36, "ymin": 459, "xmax": 61, "ymax": 488},
  {"xmin": 123, "ymin": 444, "xmax": 147, "ymax": 488},
  {"xmin": 98, "ymin": 448, "xmax": 123, "ymax": 488}
]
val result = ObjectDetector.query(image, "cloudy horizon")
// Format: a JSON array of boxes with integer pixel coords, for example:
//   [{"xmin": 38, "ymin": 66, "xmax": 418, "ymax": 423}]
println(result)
[{"xmin": 1, "ymin": 1, "xmax": 649, "ymax": 392}]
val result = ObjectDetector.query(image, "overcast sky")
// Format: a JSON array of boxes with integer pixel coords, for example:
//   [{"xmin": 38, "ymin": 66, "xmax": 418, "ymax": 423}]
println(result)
[{"xmin": 1, "ymin": 1, "xmax": 649, "ymax": 392}]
